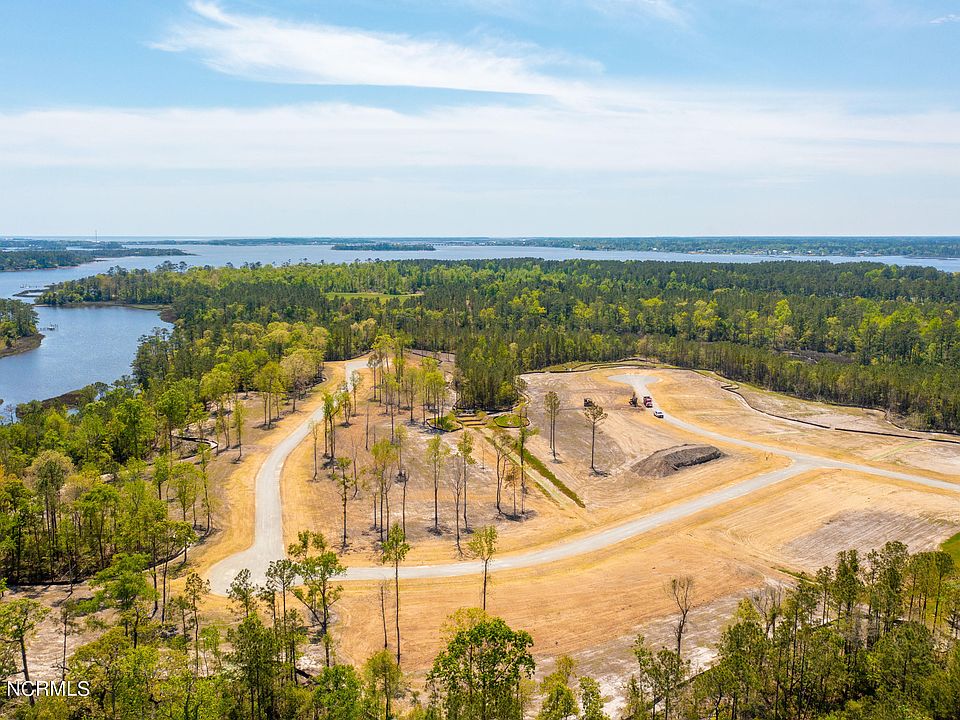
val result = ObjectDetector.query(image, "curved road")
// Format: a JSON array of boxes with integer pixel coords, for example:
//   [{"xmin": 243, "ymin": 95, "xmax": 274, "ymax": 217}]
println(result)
[
  {"xmin": 209, "ymin": 371, "xmax": 958, "ymax": 593},
  {"xmin": 208, "ymin": 359, "xmax": 366, "ymax": 594}
]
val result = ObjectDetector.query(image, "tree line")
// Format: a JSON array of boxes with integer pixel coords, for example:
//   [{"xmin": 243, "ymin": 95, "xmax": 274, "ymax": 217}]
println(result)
[
  {"xmin": 0, "ymin": 316, "xmax": 330, "ymax": 583},
  {"xmin": 1, "ymin": 316, "xmax": 526, "ymax": 584},
  {"xmin": 473, "ymin": 236, "xmax": 960, "ymax": 258},
  {"xmin": 0, "ymin": 246, "xmax": 185, "ymax": 272},
  {"xmin": 37, "ymin": 258, "xmax": 960, "ymax": 428}
]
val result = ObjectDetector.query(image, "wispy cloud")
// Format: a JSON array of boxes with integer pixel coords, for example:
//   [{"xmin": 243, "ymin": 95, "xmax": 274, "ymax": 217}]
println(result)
[
  {"xmin": 931, "ymin": 13, "xmax": 960, "ymax": 24},
  {"xmin": 12, "ymin": 2, "xmax": 960, "ymax": 181},
  {"xmin": 459, "ymin": 0, "xmax": 689, "ymax": 25},
  {"xmin": 2, "ymin": 95, "xmax": 958, "ymax": 179},
  {"xmin": 586, "ymin": 0, "xmax": 688, "ymax": 25},
  {"xmin": 153, "ymin": 1, "xmax": 591, "ymax": 96}
]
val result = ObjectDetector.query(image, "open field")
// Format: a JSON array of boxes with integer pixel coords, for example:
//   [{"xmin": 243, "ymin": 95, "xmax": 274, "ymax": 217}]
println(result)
[{"xmin": 195, "ymin": 361, "xmax": 960, "ymax": 695}]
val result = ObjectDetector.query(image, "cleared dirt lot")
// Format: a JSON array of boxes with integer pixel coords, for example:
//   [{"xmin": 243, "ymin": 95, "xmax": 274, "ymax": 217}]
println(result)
[
  {"xmin": 271, "ymin": 365, "xmax": 960, "ymax": 687},
  {"xmin": 325, "ymin": 464, "xmax": 958, "ymax": 674},
  {"xmin": 279, "ymin": 362, "xmax": 787, "ymax": 568}
]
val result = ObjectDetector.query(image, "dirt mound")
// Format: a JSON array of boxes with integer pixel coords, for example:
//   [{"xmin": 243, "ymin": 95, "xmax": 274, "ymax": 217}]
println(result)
[{"xmin": 633, "ymin": 444, "xmax": 723, "ymax": 478}]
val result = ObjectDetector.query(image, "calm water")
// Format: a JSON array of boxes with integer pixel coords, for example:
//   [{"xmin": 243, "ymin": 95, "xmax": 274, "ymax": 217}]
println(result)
[
  {"xmin": 0, "ymin": 305, "xmax": 170, "ymax": 414},
  {"xmin": 2, "ymin": 240, "xmax": 959, "ymax": 411}
]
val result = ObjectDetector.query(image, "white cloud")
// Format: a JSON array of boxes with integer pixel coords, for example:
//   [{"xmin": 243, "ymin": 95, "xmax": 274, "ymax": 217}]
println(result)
[
  {"xmin": 931, "ymin": 13, "xmax": 960, "ymax": 24},
  {"xmin": 152, "ymin": 1, "xmax": 585, "ymax": 95},
  {"xmin": 1, "ymin": 95, "xmax": 958, "ymax": 180}
]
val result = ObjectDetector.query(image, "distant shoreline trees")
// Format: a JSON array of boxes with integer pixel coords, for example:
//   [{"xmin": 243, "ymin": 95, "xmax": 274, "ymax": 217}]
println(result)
[{"xmin": 36, "ymin": 258, "xmax": 960, "ymax": 430}]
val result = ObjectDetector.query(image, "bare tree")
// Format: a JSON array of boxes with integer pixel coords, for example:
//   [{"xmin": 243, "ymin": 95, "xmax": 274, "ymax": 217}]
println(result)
[
  {"xmin": 670, "ymin": 576, "xmax": 695, "ymax": 656},
  {"xmin": 544, "ymin": 390, "xmax": 561, "ymax": 461},
  {"xmin": 394, "ymin": 425, "xmax": 409, "ymax": 535},
  {"xmin": 456, "ymin": 430, "xmax": 475, "ymax": 530},
  {"xmin": 335, "ymin": 456, "xmax": 352, "ymax": 549},
  {"xmin": 371, "ymin": 439, "xmax": 397, "ymax": 543},
  {"xmin": 488, "ymin": 428, "xmax": 510, "ymax": 514},
  {"xmin": 583, "ymin": 404, "xmax": 608, "ymax": 473},
  {"xmin": 516, "ymin": 424, "xmax": 539, "ymax": 516},
  {"xmin": 350, "ymin": 370, "xmax": 363, "ymax": 416},
  {"xmin": 309, "ymin": 419, "xmax": 321, "ymax": 480},
  {"xmin": 450, "ymin": 464, "xmax": 465, "ymax": 555},
  {"xmin": 379, "ymin": 580, "xmax": 389, "ymax": 650},
  {"xmin": 427, "ymin": 435, "xmax": 450, "ymax": 533},
  {"xmin": 504, "ymin": 462, "xmax": 520, "ymax": 518}
]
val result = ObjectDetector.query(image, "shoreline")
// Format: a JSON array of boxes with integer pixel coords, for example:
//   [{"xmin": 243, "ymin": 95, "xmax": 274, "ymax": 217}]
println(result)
[
  {"xmin": 0, "ymin": 249, "xmax": 193, "ymax": 275},
  {"xmin": 0, "ymin": 301, "xmax": 172, "ymax": 369},
  {"xmin": 0, "ymin": 332, "xmax": 44, "ymax": 359},
  {"xmin": 33, "ymin": 299, "xmax": 173, "ymax": 317}
]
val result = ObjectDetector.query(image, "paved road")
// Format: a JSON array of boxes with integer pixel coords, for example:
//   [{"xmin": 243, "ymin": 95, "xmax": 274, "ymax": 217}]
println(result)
[
  {"xmin": 208, "ymin": 359, "xmax": 366, "ymax": 595},
  {"xmin": 209, "ymin": 370, "xmax": 957, "ymax": 592}
]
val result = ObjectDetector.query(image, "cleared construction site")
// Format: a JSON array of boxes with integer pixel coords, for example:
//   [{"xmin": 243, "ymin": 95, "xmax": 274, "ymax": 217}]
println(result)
[{"xmin": 183, "ymin": 357, "xmax": 960, "ymax": 698}]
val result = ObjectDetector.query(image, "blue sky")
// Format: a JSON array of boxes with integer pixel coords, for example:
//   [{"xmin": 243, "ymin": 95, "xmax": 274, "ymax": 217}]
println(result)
[{"xmin": 1, "ymin": 0, "xmax": 958, "ymax": 236}]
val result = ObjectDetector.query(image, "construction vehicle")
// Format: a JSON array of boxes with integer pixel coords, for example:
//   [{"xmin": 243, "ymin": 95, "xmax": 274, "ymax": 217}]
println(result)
[
  {"xmin": 642, "ymin": 395, "xmax": 653, "ymax": 408},
  {"xmin": 583, "ymin": 398, "xmax": 595, "ymax": 408},
  {"xmin": 629, "ymin": 393, "xmax": 639, "ymax": 407}
]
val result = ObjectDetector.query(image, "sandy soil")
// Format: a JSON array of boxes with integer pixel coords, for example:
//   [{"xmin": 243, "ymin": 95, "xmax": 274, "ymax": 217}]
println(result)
[
  {"xmin": 190, "ymin": 362, "xmax": 346, "ymax": 579},
  {"xmin": 637, "ymin": 369, "xmax": 960, "ymax": 481},
  {"xmin": 313, "ymin": 462, "xmax": 959, "ymax": 701},
  {"xmin": 728, "ymin": 373, "xmax": 959, "ymax": 440},
  {"xmin": 276, "ymin": 363, "xmax": 791, "ymax": 571},
  {"xmin": 261, "ymin": 366, "xmax": 959, "ymax": 701}
]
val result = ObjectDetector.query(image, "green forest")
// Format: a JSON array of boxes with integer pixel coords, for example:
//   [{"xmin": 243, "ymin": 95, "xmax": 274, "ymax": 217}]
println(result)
[
  {"xmin": 38, "ymin": 258, "xmax": 960, "ymax": 430},
  {"xmin": 0, "ymin": 247, "xmax": 186, "ymax": 272}
]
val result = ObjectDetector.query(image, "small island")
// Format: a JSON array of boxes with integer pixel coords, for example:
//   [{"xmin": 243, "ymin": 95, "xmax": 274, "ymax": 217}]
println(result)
[
  {"xmin": 331, "ymin": 242, "xmax": 436, "ymax": 251},
  {"xmin": 0, "ymin": 240, "xmax": 190, "ymax": 272}
]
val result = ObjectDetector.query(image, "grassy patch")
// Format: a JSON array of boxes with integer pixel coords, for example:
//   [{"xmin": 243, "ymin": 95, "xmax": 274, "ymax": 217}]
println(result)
[
  {"xmin": 530, "ymin": 480, "xmax": 559, "ymax": 505},
  {"xmin": 427, "ymin": 414, "xmax": 462, "ymax": 432},
  {"xmin": 482, "ymin": 435, "xmax": 560, "ymax": 507},
  {"xmin": 518, "ymin": 445, "xmax": 585, "ymax": 508},
  {"xmin": 773, "ymin": 566, "xmax": 807, "ymax": 581},
  {"xmin": 485, "ymin": 432, "xmax": 586, "ymax": 509},
  {"xmin": 942, "ymin": 532, "xmax": 960, "ymax": 565},
  {"xmin": 494, "ymin": 413, "xmax": 529, "ymax": 428}
]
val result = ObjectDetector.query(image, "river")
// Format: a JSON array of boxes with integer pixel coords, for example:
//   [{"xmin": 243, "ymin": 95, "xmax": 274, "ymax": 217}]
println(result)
[{"xmin": 2, "ymin": 240, "xmax": 959, "ymax": 413}]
